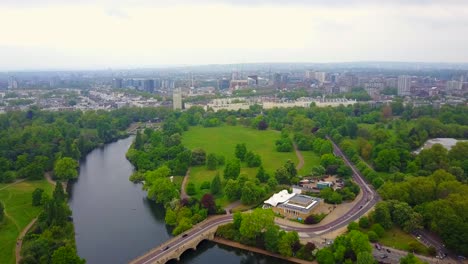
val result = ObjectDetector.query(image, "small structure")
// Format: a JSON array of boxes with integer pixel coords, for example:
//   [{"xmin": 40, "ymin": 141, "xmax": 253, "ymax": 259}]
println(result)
[
  {"xmin": 316, "ymin": 181, "xmax": 333, "ymax": 190},
  {"xmin": 263, "ymin": 190, "xmax": 322, "ymax": 220}
]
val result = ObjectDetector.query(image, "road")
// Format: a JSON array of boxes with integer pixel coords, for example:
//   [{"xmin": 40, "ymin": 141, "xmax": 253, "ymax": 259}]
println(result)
[
  {"xmin": 133, "ymin": 215, "xmax": 233, "ymax": 264},
  {"xmin": 132, "ymin": 137, "xmax": 380, "ymax": 264}
]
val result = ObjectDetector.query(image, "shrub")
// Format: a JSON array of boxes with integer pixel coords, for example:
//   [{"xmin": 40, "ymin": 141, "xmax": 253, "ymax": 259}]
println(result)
[
  {"xmin": 367, "ymin": 231, "xmax": 379, "ymax": 242},
  {"xmin": 200, "ymin": 181, "xmax": 211, "ymax": 190}
]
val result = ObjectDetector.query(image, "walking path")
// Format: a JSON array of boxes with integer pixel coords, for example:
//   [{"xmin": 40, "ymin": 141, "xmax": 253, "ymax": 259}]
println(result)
[
  {"xmin": 180, "ymin": 168, "xmax": 191, "ymax": 200},
  {"xmin": 293, "ymin": 143, "xmax": 305, "ymax": 171},
  {"xmin": 15, "ymin": 218, "xmax": 37, "ymax": 264},
  {"xmin": 13, "ymin": 173, "xmax": 62, "ymax": 264},
  {"xmin": 0, "ymin": 179, "xmax": 26, "ymax": 191}
]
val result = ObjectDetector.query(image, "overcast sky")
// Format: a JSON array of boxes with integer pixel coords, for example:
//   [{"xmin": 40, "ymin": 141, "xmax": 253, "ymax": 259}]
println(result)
[{"xmin": 1, "ymin": 0, "xmax": 468, "ymax": 70}]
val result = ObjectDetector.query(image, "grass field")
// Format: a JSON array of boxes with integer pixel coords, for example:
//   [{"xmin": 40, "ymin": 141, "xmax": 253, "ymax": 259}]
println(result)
[
  {"xmin": 182, "ymin": 125, "xmax": 320, "ymax": 201},
  {"xmin": 0, "ymin": 180, "xmax": 53, "ymax": 264},
  {"xmin": 378, "ymin": 227, "xmax": 430, "ymax": 255}
]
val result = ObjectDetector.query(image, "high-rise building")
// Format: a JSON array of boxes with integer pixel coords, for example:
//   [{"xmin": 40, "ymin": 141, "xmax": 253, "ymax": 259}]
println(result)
[
  {"xmin": 8, "ymin": 76, "xmax": 18, "ymax": 89},
  {"xmin": 112, "ymin": 78, "xmax": 123, "ymax": 89},
  {"xmin": 397, "ymin": 75, "xmax": 411, "ymax": 96},
  {"xmin": 314, "ymin": 72, "xmax": 326, "ymax": 84},
  {"xmin": 446, "ymin": 80, "xmax": 462, "ymax": 91},
  {"xmin": 143, "ymin": 79, "xmax": 155, "ymax": 93},
  {"xmin": 173, "ymin": 88, "xmax": 182, "ymax": 110}
]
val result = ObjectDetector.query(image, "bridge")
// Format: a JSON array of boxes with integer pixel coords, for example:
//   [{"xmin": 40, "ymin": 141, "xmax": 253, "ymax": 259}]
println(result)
[
  {"xmin": 130, "ymin": 138, "xmax": 380, "ymax": 264},
  {"xmin": 130, "ymin": 215, "xmax": 233, "ymax": 264}
]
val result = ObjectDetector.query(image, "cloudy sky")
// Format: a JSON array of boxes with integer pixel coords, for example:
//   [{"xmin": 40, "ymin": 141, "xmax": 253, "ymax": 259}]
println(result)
[{"xmin": 1, "ymin": 0, "xmax": 467, "ymax": 70}]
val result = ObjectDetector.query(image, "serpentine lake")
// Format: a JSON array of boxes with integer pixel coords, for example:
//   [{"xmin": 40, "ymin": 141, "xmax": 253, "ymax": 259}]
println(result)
[{"xmin": 68, "ymin": 137, "xmax": 284, "ymax": 264}]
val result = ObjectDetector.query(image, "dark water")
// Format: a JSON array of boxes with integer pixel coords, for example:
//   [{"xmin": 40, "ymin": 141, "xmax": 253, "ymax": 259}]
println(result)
[{"xmin": 69, "ymin": 137, "xmax": 286, "ymax": 264}]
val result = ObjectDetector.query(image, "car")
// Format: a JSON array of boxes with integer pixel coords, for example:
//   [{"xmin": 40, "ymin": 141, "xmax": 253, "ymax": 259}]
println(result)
[
  {"xmin": 458, "ymin": 256, "xmax": 467, "ymax": 260},
  {"xmin": 375, "ymin": 243, "xmax": 382, "ymax": 250},
  {"xmin": 359, "ymin": 205, "xmax": 363, "ymax": 209},
  {"xmin": 380, "ymin": 254, "xmax": 388, "ymax": 259},
  {"xmin": 182, "ymin": 234, "xmax": 188, "ymax": 238},
  {"xmin": 386, "ymin": 249, "xmax": 391, "ymax": 253},
  {"xmin": 163, "ymin": 246, "xmax": 170, "ymax": 251}
]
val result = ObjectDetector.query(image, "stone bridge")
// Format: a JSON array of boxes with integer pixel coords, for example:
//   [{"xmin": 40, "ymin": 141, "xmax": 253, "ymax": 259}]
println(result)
[{"xmin": 129, "ymin": 215, "xmax": 233, "ymax": 264}]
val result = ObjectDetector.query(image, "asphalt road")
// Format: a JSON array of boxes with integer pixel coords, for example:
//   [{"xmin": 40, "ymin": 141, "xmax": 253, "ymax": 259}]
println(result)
[{"xmin": 132, "ymin": 138, "xmax": 380, "ymax": 264}]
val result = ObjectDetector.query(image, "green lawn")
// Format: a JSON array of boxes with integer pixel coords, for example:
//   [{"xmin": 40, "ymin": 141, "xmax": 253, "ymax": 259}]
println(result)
[
  {"xmin": 378, "ymin": 227, "xmax": 430, "ymax": 255},
  {"xmin": 0, "ymin": 180, "xmax": 53, "ymax": 264},
  {"xmin": 182, "ymin": 126, "xmax": 320, "ymax": 201}
]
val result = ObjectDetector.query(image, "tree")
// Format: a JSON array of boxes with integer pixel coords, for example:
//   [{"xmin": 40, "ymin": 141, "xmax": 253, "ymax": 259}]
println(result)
[
  {"xmin": 370, "ymin": 224, "xmax": 385, "ymax": 238},
  {"xmin": 264, "ymin": 225, "xmax": 281, "ymax": 252},
  {"xmin": 239, "ymin": 208, "xmax": 275, "ymax": 239},
  {"xmin": 51, "ymin": 245, "xmax": 85, "ymax": 264},
  {"xmin": 374, "ymin": 149, "xmax": 400, "ymax": 172},
  {"xmin": 284, "ymin": 160, "xmax": 297, "ymax": 179},
  {"xmin": 348, "ymin": 230, "xmax": 372, "ymax": 256},
  {"xmin": 53, "ymin": 157, "xmax": 78, "ymax": 180},
  {"xmin": 224, "ymin": 179, "xmax": 240, "ymax": 201},
  {"xmin": 186, "ymin": 182, "xmax": 196, "ymax": 195},
  {"xmin": 359, "ymin": 216, "xmax": 370, "ymax": 229},
  {"xmin": 235, "ymin": 143, "xmax": 247, "ymax": 161},
  {"xmin": 147, "ymin": 177, "xmax": 178, "ymax": 205},
  {"xmin": 191, "ymin": 148, "xmax": 206, "ymax": 166},
  {"xmin": 316, "ymin": 248, "xmax": 335, "ymax": 264},
  {"xmin": 134, "ymin": 130, "xmax": 144, "ymax": 150},
  {"xmin": 258, "ymin": 119, "xmax": 268, "ymax": 130},
  {"xmin": 245, "ymin": 151, "xmax": 262, "ymax": 167},
  {"xmin": 32, "ymin": 188, "xmax": 44, "ymax": 206},
  {"xmin": 373, "ymin": 202, "xmax": 392, "ymax": 229},
  {"xmin": 348, "ymin": 222, "xmax": 359, "ymax": 231},
  {"xmin": 201, "ymin": 193, "xmax": 217, "ymax": 214},
  {"xmin": 206, "ymin": 153, "xmax": 218, "ymax": 170},
  {"xmin": 278, "ymin": 231, "xmax": 300, "ymax": 257},
  {"xmin": 165, "ymin": 208, "xmax": 177, "ymax": 226},
  {"xmin": 53, "ymin": 182, "xmax": 66, "ymax": 202},
  {"xmin": 356, "ymin": 252, "xmax": 375, "ymax": 264},
  {"xmin": 256, "ymin": 165, "xmax": 269, "ymax": 183},
  {"xmin": 275, "ymin": 167, "xmax": 291, "ymax": 184},
  {"xmin": 210, "ymin": 173, "xmax": 221, "ymax": 195},
  {"xmin": 367, "ymin": 231, "xmax": 378, "ymax": 242},
  {"xmin": 224, "ymin": 159, "xmax": 241, "ymax": 180},
  {"xmin": 241, "ymin": 181, "xmax": 264, "ymax": 205},
  {"xmin": 311, "ymin": 165, "xmax": 326, "ymax": 177}
]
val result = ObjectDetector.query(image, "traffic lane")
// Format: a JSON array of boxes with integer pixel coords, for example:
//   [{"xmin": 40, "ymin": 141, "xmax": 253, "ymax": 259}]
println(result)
[{"xmin": 135, "ymin": 216, "xmax": 233, "ymax": 264}]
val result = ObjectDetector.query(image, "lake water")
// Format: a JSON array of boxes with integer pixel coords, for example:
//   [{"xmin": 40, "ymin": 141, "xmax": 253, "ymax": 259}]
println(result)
[{"xmin": 69, "ymin": 137, "xmax": 285, "ymax": 264}]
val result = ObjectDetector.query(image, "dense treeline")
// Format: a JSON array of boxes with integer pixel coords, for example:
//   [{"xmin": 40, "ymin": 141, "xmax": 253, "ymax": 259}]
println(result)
[
  {"xmin": 21, "ymin": 183, "xmax": 84, "ymax": 264},
  {"xmin": 0, "ymin": 106, "xmax": 172, "ymax": 264},
  {"xmin": 0, "ymin": 106, "xmax": 169, "ymax": 183}
]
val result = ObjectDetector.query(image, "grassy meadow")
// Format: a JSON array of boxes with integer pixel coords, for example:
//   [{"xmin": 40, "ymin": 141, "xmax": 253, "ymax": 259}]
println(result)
[
  {"xmin": 0, "ymin": 180, "xmax": 53, "ymax": 264},
  {"xmin": 182, "ymin": 125, "xmax": 320, "ymax": 201}
]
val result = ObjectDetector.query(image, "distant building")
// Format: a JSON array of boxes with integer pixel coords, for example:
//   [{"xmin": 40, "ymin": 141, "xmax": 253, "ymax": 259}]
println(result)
[
  {"xmin": 8, "ymin": 76, "xmax": 18, "ymax": 89},
  {"xmin": 446, "ymin": 80, "xmax": 463, "ymax": 92},
  {"xmin": 112, "ymin": 78, "xmax": 123, "ymax": 89},
  {"xmin": 218, "ymin": 78, "xmax": 230, "ymax": 90},
  {"xmin": 263, "ymin": 190, "xmax": 322, "ymax": 220},
  {"xmin": 397, "ymin": 75, "xmax": 411, "ymax": 96},
  {"xmin": 143, "ymin": 79, "xmax": 155, "ymax": 93},
  {"xmin": 173, "ymin": 88, "xmax": 182, "ymax": 110}
]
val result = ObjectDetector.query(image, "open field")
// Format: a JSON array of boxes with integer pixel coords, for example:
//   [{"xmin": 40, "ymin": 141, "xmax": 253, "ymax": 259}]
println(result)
[
  {"xmin": 182, "ymin": 126, "xmax": 320, "ymax": 200},
  {"xmin": 0, "ymin": 180, "xmax": 53, "ymax": 264}
]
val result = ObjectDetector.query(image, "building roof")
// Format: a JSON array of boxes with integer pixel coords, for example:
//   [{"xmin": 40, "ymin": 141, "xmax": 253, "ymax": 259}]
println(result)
[{"xmin": 264, "ymin": 190, "xmax": 296, "ymax": 207}]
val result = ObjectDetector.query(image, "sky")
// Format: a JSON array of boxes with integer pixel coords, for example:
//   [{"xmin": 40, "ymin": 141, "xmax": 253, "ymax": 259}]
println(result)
[{"xmin": 1, "ymin": 0, "xmax": 468, "ymax": 70}]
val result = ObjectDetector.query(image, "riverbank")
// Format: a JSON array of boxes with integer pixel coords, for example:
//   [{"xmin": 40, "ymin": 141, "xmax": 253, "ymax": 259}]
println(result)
[{"xmin": 212, "ymin": 237, "xmax": 317, "ymax": 264}]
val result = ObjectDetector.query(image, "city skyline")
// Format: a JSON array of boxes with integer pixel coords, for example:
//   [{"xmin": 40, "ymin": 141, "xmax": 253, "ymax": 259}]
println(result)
[{"xmin": 1, "ymin": 0, "xmax": 468, "ymax": 70}]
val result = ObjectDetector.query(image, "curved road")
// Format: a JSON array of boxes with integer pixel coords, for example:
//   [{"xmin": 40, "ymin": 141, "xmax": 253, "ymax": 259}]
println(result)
[{"xmin": 132, "ymin": 138, "xmax": 380, "ymax": 264}]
